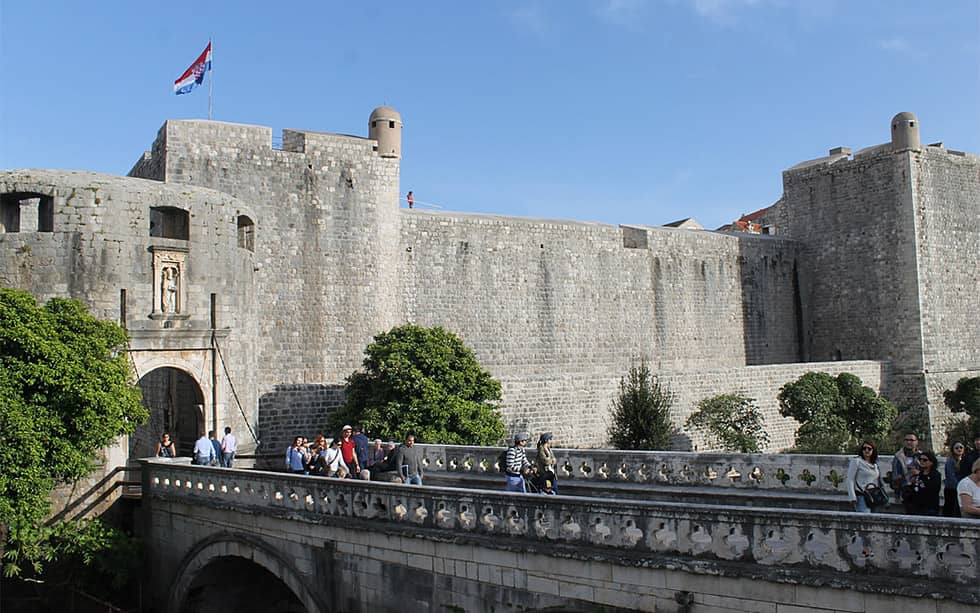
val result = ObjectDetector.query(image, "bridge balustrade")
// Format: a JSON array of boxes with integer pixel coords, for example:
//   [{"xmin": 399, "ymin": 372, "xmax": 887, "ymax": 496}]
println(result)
[
  {"xmin": 143, "ymin": 460, "xmax": 979, "ymax": 603},
  {"xmin": 414, "ymin": 444, "xmax": 900, "ymax": 493}
]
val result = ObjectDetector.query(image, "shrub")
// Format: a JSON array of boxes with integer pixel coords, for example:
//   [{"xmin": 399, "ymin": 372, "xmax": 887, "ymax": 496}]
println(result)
[
  {"xmin": 777, "ymin": 371, "xmax": 896, "ymax": 454},
  {"xmin": 609, "ymin": 363, "xmax": 676, "ymax": 450},
  {"xmin": 327, "ymin": 324, "xmax": 505, "ymax": 445},
  {"xmin": 686, "ymin": 393, "xmax": 769, "ymax": 453},
  {"xmin": 943, "ymin": 377, "xmax": 980, "ymax": 443}
]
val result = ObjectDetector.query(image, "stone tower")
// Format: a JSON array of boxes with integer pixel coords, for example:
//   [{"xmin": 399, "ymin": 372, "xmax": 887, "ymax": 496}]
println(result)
[
  {"xmin": 891, "ymin": 111, "xmax": 921, "ymax": 150},
  {"xmin": 369, "ymin": 105, "xmax": 403, "ymax": 159}
]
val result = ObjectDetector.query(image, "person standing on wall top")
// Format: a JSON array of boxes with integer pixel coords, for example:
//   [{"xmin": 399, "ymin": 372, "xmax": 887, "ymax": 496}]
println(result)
[
  {"xmin": 155, "ymin": 432, "xmax": 176, "ymax": 458},
  {"xmin": 193, "ymin": 431, "xmax": 215, "ymax": 466},
  {"xmin": 220, "ymin": 426, "xmax": 238, "ymax": 468},
  {"xmin": 846, "ymin": 440, "xmax": 884, "ymax": 513},
  {"xmin": 392, "ymin": 433, "xmax": 424, "ymax": 485},
  {"xmin": 407, "ymin": 191, "xmax": 414, "ymax": 208},
  {"xmin": 891, "ymin": 432, "xmax": 920, "ymax": 501},
  {"xmin": 286, "ymin": 436, "xmax": 307, "ymax": 474},
  {"xmin": 505, "ymin": 433, "xmax": 532, "ymax": 493}
]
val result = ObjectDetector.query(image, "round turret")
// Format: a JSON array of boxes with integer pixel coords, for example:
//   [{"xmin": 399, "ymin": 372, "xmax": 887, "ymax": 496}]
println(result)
[
  {"xmin": 890, "ymin": 112, "xmax": 920, "ymax": 150},
  {"xmin": 369, "ymin": 106, "xmax": 402, "ymax": 159}
]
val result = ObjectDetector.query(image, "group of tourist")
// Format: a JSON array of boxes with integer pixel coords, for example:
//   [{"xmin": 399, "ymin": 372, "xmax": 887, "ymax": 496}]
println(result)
[
  {"xmin": 156, "ymin": 428, "xmax": 239, "ymax": 467},
  {"xmin": 845, "ymin": 432, "xmax": 980, "ymax": 518},
  {"xmin": 285, "ymin": 425, "xmax": 425, "ymax": 484}
]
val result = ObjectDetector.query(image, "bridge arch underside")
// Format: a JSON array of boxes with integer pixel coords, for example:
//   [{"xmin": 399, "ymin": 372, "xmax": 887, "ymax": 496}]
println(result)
[{"xmin": 170, "ymin": 534, "xmax": 319, "ymax": 613}]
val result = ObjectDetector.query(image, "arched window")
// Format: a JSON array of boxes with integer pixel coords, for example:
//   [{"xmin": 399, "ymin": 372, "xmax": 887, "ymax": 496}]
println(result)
[
  {"xmin": 237, "ymin": 215, "xmax": 255, "ymax": 251},
  {"xmin": 150, "ymin": 207, "xmax": 189, "ymax": 240},
  {"xmin": 1, "ymin": 192, "xmax": 53, "ymax": 233}
]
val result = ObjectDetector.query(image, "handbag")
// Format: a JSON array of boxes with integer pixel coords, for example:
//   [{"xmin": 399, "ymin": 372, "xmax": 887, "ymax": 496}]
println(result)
[{"xmin": 863, "ymin": 482, "xmax": 889, "ymax": 508}]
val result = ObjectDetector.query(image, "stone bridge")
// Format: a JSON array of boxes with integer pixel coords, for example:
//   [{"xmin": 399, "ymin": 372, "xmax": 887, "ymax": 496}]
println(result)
[{"xmin": 141, "ymin": 448, "xmax": 978, "ymax": 613}]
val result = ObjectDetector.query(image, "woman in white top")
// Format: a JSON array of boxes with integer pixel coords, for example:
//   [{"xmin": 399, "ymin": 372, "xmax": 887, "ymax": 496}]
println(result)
[
  {"xmin": 958, "ymin": 458, "xmax": 980, "ymax": 518},
  {"xmin": 321, "ymin": 438, "xmax": 350, "ymax": 478},
  {"xmin": 846, "ymin": 440, "xmax": 883, "ymax": 513}
]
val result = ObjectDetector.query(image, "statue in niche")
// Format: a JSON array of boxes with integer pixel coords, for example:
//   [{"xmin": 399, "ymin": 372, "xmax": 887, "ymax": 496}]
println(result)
[{"xmin": 161, "ymin": 266, "xmax": 179, "ymax": 313}]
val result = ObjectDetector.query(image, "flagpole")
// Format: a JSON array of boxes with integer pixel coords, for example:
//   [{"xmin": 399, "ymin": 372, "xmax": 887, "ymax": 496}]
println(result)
[{"xmin": 208, "ymin": 37, "xmax": 213, "ymax": 120}]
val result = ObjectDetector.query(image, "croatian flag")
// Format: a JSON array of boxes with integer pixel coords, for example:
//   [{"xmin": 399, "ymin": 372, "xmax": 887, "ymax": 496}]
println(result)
[{"xmin": 174, "ymin": 42, "xmax": 212, "ymax": 95}]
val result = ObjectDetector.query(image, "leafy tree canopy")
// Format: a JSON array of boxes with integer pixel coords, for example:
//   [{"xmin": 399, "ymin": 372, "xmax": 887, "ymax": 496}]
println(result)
[
  {"xmin": 777, "ymin": 371, "xmax": 896, "ymax": 453},
  {"xmin": 0, "ymin": 287, "xmax": 146, "ymax": 577},
  {"xmin": 944, "ymin": 376, "xmax": 980, "ymax": 420},
  {"xmin": 944, "ymin": 376, "xmax": 980, "ymax": 449},
  {"xmin": 685, "ymin": 393, "xmax": 770, "ymax": 453},
  {"xmin": 328, "ymin": 324, "xmax": 505, "ymax": 445},
  {"xmin": 609, "ymin": 363, "xmax": 676, "ymax": 450}
]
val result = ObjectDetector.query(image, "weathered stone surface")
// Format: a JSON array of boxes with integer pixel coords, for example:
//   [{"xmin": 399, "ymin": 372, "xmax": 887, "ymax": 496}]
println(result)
[
  {"xmin": 2, "ymin": 115, "xmax": 977, "ymax": 455},
  {"xmin": 142, "ymin": 461, "xmax": 980, "ymax": 612}
]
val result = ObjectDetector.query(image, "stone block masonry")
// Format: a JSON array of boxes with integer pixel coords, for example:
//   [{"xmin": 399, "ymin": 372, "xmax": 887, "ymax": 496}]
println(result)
[{"xmin": 2, "ymin": 110, "xmax": 977, "ymax": 453}]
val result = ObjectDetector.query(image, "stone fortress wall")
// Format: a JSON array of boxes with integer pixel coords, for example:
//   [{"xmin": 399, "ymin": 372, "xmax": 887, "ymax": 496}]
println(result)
[{"xmin": 1, "ymin": 110, "xmax": 976, "ymax": 454}]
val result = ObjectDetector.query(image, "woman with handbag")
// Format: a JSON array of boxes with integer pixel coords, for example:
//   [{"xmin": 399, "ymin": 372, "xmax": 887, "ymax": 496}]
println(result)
[{"xmin": 846, "ymin": 440, "xmax": 886, "ymax": 513}]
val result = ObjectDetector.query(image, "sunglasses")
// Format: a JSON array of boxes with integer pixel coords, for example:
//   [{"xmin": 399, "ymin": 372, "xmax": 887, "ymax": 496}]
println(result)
[{"xmin": 861, "ymin": 446, "xmax": 874, "ymax": 451}]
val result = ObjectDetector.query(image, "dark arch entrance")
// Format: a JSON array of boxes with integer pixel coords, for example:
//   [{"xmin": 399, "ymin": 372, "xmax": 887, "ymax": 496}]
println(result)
[
  {"xmin": 131, "ymin": 367, "xmax": 204, "ymax": 459},
  {"xmin": 181, "ymin": 556, "xmax": 306, "ymax": 613}
]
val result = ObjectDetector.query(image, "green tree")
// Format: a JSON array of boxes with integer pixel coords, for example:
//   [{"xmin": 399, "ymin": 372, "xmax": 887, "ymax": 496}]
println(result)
[
  {"xmin": 944, "ymin": 377, "xmax": 980, "ymax": 449},
  {"xmin": 609, "ymin": 363, "xmax": 676, "ymax": 450},
  {"xmin": 777, "ymin": 371, "xmax": 896, "ymax": 453},
  {"xmin": 685, "ymin": 393, "xmax": 769, "ymax": 453},
  {"xmin": 0, "ymin": 287, "xmax": 146, "ymax": 578},
  {"xmin": 328, "ymin": 324, "xmax": 505, "ymax": 445}
]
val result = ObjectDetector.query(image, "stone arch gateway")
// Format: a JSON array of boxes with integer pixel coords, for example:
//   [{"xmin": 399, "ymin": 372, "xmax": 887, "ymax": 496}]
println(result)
[{"xmin": 131, "ymin": 362, "xmax": 207, "ymax": 459}]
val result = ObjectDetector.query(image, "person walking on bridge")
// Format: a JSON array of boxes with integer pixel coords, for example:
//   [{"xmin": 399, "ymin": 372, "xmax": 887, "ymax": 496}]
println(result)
[
  {"xmin": 193, "ymin": 432, "xmax": 215, "ymax": 466},
  {"xmin": 220, "ymin": 426, "xmax": 237, "ymax": 468},
  {"xmin": 505, "ymin": 433, "xmax": 532, "ymax": 493},
  {"xmin": 846, "ymin": 440, "xmax": 884, "ymax": 513},
  {"xmin": 393, "ymin": 433, "xmax": 424, "ymax": 485},
  {"xmin": 891, "ymin": 432, "xmax": 920, "ymax": 502},
  {"xmin": 534, "ymin": 433, "xmax": 558, "ymax": 494}
]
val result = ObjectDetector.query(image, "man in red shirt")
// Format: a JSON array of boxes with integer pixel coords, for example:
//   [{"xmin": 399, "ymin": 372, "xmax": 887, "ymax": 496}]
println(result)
[{"xmin": 339, "ymin": 425, "xmax": 361, "ymax": 478}]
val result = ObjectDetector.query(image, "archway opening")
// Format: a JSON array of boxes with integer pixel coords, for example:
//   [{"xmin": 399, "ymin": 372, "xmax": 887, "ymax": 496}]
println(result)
[
  {"xmin": 180, "ymin": 556, "xmax": 306, "ymax": 613},
  {"xmin": 131, "ymin": 367, "xmax": 204, "ymax": 459}
]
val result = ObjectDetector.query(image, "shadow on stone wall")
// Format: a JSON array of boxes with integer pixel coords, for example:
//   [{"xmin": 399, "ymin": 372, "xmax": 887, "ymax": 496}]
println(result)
[
  {"xmin": 738, "ymin": 241, "xmax": 805, "ymax": 366},
  {"xmin": 257, "ymin": 384, "xmax": 346, "ymax": 454}
]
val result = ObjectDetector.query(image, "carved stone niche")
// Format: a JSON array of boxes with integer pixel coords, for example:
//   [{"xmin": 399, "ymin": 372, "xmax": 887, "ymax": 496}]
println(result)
[{"xmin": 149, "ymin": 246, "xmax": 190, "ymax": 320}]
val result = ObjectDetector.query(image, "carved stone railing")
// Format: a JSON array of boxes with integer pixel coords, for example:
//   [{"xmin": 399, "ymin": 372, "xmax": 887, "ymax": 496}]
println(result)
[
  {"xmin": 412, "ymin": 444, "xmax": 905, "ymax": 494},
  {"xmin": 143, "ymin": 460, "xmax": 979, "ymax": 602}
]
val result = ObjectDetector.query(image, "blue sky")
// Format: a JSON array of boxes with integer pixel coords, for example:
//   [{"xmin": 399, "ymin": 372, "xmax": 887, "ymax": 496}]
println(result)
[{"xmin": 1, "ymin": 1, "xmax": 977, "ymax": 229}]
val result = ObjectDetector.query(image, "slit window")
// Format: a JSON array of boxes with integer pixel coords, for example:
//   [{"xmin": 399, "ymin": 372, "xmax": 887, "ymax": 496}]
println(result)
[
  {"xmin": 389, "ymin": 120, "xmax": 394, "ymax": 128},
  {"xmin": 237, "ymin": 215, "xmax": 255, "ymax": 251},
  {"xmin": 150, "ymin": 207, "xmax": 189, "ymax": 240},
  {"xmin": 1, "ymin": 192, "xmax": 54, "ymax": 233}
]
